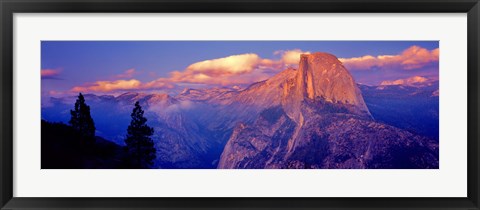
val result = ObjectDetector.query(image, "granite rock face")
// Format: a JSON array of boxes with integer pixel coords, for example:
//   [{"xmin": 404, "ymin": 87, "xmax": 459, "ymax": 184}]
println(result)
[
  {"xmin": 282, "ymin": 53, "xmax": 370, "ymax": 122},
  {"xmin": 218, "ymin": 105, "xmax": 438, "ymax": 169},
  {"xmin": 218, "ymin": 53, "xmax": 438, "ymax": 169}
]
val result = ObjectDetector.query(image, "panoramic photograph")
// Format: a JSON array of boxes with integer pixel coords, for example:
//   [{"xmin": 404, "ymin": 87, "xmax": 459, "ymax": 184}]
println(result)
[{"xmin": 41, "ymin": 41, "xmax": 439, "ymax": 169}]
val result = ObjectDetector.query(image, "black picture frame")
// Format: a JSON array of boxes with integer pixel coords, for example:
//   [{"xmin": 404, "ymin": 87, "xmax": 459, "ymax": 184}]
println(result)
[{"xmin": 1, "ymin": 0, "xmax": 479, "ymax": 209}]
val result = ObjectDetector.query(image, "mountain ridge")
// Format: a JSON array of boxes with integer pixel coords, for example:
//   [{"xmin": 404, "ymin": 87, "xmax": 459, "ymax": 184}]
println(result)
[
  {"xmin": 217, "ymin": 52, "xmax": 437, "ymax": 169},
  {"xmin": 42, "ymin": 52, "xmax": 439, "ymax": 169}
]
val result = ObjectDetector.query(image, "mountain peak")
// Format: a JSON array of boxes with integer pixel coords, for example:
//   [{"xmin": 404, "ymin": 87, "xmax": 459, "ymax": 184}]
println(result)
[
  {"xmin": 300, "ymin": 52, "xmax": 339, "ymax": 61},
  {"xmin": 226, "ymin": 52, "xmax": 371, "ymax": 123},
  {"xmin": 297, "ymin": 52, "xmax": 361, "ymax": 100},
  {"xmin": 283, "ymin": 52, "xmax": 370, "ymax": 120}
]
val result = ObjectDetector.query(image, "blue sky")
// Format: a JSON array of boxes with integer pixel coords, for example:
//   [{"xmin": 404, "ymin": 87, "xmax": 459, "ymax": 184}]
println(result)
[{"xmin": 41, "ymin": 41, "xmax": 439, "ymax": 96}]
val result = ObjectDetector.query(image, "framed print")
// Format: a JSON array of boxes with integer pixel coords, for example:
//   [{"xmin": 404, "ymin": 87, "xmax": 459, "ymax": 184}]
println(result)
[{"xmin": 1, "ymin": 0, "xmax": 479, "ymax": 209}]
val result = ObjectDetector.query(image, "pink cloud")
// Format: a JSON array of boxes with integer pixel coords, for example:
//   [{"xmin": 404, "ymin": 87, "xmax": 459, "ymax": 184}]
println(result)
[
  {"xmin": 339, "ymin": 46, "xmax": 439, "ymax": 71},
  {"xmin": 41, "ymin": 69, "xmax": 61, "ymax": 78},
  {"xmin": 158, "ymin": 50, "xmax": 312, "ymax": 86},
  {"xmin": 69, "ymin": 51, "xmax": 314, "ymax": 93},
  {"xmin": 72, "ymin": 79, "xmax": 143, "ymax": 92},
  {"xmin": 380, "ymin": 76, "xmax": 431, "ymax": 86},
  {"xmin": 71, "ymin": 79, "xmax": 175, "ymax": 93},
  {"xmin": 47, "ymin": 90, "xmax": 66, "ymax": 96},
  {"xmin": 153, "ymin": 53, "xmax": 283, "ymax": 86},
  {"xmin": 274, "ymin": 49, "xmax": 311, "ymax": 66},
  {"xmin": 143, "ymin": 78, "xmax": 175, "ymax": 89},
  {"xmin": 68, "ymin": 50, "xmax": 317, "ymax": 93},
  {"xmin": 186, "ymin": 54, "xmax": 264, "ymax": 75},
  {"xmin": 115, "ymin": 68, "xmax": 137, "ymax": 79}
]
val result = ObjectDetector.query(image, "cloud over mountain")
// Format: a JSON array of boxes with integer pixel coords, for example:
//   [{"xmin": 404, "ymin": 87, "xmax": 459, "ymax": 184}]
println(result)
[
  {"xmin": 72, "ymin": 79, "xmax": 143, "ymax": 92},
  {"xmin": 380, "ymin": 75, "xmax": 432, "ymax": 86},
  {"xmin": 339, "ymin": 46, "xmax": 439, "ymax": 71},
  {"xmin": 274, "ymin": 49, "xmax": 311, "ymax": 65},
  {"xmin": 161, "ymin": 53, "xmax": 277, "ymax": 85},
  {"xmin": 186, "ymin": 53, "xmax": 268, "ymax": 75},
  {"xmin": 70, "ymin": 50, "xmax": 311, "ymax": 92},
  {"xmin": 68, "ymin": 46, "xmax": 437, "ymax": 94}
]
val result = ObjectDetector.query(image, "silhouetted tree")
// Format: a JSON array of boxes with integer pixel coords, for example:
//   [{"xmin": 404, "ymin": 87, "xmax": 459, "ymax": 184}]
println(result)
[
  {"xmin": 69, "ymin": 93, "xmax": 96, "ymax": 143},
  {"xmin": 125, "ymin": 101, "xmax": 156, "ymax": 168}
]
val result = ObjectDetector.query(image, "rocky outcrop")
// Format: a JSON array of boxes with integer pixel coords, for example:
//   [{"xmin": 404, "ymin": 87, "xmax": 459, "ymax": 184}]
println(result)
[
  {"xmin": 298, "ymin": 53, "xmax": 368, "ymax": 107},
  {"xmin": 283, "ymin": 53, "xmax": 370, "ymax": 120},
  {"xmin": 218, "ymin": 104, "xmax": 438, "ymax": 169},
  {"xmin": 218, "ymin": 52, "xmax": 438, "ymax": 169}
]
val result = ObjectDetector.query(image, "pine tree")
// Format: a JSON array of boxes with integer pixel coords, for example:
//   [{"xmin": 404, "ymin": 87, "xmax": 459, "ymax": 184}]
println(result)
[
  {"xmin": 125, "ymin": 101, "xmax": 156, "ymax": 168},
  {"xmin": 69, "ymin": 93, "xmax": 96, "ymax": 143}
]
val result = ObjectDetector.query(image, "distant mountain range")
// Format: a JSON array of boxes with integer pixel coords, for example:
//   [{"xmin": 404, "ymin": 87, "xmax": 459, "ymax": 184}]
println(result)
[{"xmin": 42, "ymin": 52, "xmax": 439, "ymax": 169}]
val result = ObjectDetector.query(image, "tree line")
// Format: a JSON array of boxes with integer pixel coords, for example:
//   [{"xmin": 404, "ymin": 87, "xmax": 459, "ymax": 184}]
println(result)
[{"xmin": 69, "ymin": 93, "xmax": 156, "ymax": 169}]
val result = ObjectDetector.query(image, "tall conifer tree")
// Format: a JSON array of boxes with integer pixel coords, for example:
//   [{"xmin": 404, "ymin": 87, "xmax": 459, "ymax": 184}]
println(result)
[
  {"xmin": 69, "ymin": 93, "xmax": 96, "ymax": 142},
  {"xmin": 125, "ymin": 101, "xmax": 156, "ymax": 168}
]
